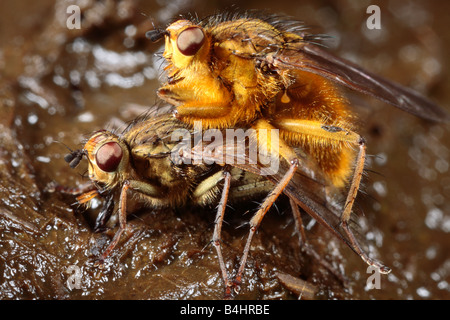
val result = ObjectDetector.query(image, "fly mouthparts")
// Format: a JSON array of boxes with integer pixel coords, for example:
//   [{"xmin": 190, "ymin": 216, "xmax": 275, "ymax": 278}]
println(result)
[
  {"xmin": 146, "ymin": 29, "xmax": 169, "ymax": 42},
  {"xmin": 64, "ymin": 149, "xmax": 85, "ymax": 169}
]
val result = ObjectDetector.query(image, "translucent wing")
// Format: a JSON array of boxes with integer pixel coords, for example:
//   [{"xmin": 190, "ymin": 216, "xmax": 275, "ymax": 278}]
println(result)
[{"xmin": 271, "ymin": 43, "xmax": 450, "ymax": 122}]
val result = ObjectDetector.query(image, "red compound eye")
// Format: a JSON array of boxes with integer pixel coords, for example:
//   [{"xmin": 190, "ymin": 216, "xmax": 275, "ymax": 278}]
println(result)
[
  {"xmin": 95, "ymin": 142, "xmax": 123, "ymax": 172},
  {"xmin": 177, "ymin": 27, "xmax": 205, "ymax": 56}
]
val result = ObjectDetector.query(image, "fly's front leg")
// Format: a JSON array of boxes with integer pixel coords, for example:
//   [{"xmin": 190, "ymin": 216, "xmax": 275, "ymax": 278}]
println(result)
[
  {"xmin": 173, "ymin": 100, "xmax": 242, "ymax": 130},
  {"xmin": 158, "ymin": 78, "xmax": 235, "ymax": 127},
  {"xmin": 173, "ymin": 101, "xmax": 232, "ymax": 119},
  {"xmin": 96, "ymin": 180, "xmax": 162, "ymax": 264},
  {"xmin": 97, "ymin": 181, "xmax": 131, "ymax": 263}
]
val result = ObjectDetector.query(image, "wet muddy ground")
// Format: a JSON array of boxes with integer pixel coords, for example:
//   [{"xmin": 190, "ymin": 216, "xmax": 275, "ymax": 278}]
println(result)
[{"xmin": 0, "ymin": 0, "xmax": 449, "ymax": 300}]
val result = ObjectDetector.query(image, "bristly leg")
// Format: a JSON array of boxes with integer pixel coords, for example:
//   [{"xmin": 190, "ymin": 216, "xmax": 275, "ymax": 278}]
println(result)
[
  {"xmin": 96, "ymin": 181, "xmax": 131, "ymax": 264},
  {"xmin": 232, "ymin": 158, "xmax": 299, "ymax": 293},
  {"xmin": 340, "ymin": 137, "xmax": 391, "ymax": 274},
  {"xmin": 211, "ymin": 170, "xmax": 233, "ymax": 298}
]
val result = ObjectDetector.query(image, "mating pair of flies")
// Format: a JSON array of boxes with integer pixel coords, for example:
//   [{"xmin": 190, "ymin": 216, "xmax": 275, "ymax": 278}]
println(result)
[{"xmin": 61, "ymin": 12, "xmax": 449, "ymax": 296}]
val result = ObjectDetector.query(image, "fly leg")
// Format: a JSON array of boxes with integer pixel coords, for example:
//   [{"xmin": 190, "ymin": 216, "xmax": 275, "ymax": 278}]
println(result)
[
  {"xmin": 289, "ymin": 198, "xmax": 307, "ymax": 245},
  {"xmin": 92, "ymin": 179, "xmax": 164, "ymax": 264},
  {"xmin": 211, "ymin": 170, "xmax": 233, "ymax": 297},
  {"xmin": 274, "ymin": 118, "xmax": 391, "ymax": 274},
  {"xmin": 233, "ymin": 158, "xmax": 299, "ymax": 292},
  {"xmin": 97, "ymin": 181, "xmax": 131, "ymax": 263},
  {"xmin": 231, "ymin": 119, "xmax": 301, "ymax": 293},
  {"xmin": 190, "ymin": 168, "xmax": 237, "ymax": 296},
  {"xmin": 340, "ymin": 137, "xmax": 391, "ymax": 274}
]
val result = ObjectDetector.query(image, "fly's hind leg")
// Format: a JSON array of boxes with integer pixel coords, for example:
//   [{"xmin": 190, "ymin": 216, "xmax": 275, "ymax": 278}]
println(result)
[
  {"xmin": 340, "ymin": 137, "xmax": 391, "ymax": 274},
  {"xmin": 274, "ymin": 118, "xmax": 391, "ymax": 274}
]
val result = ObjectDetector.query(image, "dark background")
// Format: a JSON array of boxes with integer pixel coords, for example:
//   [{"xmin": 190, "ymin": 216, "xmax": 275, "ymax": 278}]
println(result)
[{"xmin": 0, "ymin": 0, "xmax": 449, "ymax": 299}]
